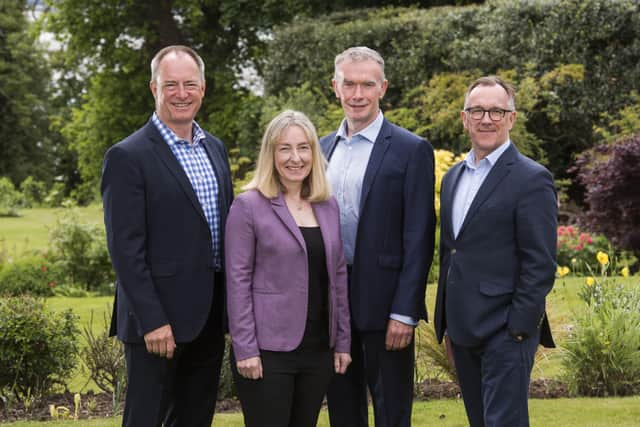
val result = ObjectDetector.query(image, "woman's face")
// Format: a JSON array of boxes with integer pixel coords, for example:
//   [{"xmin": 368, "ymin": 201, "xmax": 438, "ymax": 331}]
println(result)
[{"xmin": 274, "ymin": 125, "xmax": 313, "ymax": 189}]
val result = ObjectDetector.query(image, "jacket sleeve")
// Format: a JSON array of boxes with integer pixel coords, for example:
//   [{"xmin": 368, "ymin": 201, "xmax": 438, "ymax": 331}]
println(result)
[
  {"xmin": 509, "ymin": 167, "xmax": 558, "ymax": 336},
  {"xmin": 101, "ymin": 145, "xmax": 169, "ymax": 336},
  {"xmin": 391, "ymin": 139, "xmax": 436, "ymax": 320},
  {"xmin": 332, "ymin": 198, "xmax": 351, "ymax": 353},
  {"xmin": 225, "ymin": 195, "xmax": 260, "ymax": 361}
]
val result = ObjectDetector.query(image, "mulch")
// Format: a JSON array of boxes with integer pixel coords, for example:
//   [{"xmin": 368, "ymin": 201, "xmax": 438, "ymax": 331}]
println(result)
[{"xmin": 0, "ymin": 379, "xmax": 569, "ymax": 423}]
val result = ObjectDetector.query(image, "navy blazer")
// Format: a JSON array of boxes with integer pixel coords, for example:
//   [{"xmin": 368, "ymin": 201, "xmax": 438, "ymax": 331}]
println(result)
[
  {"xmin": 434, "ymin": 143, "xmax": 557, "ymax": 348},
  {"xmin": 101, "ymin": 119, "xmax": 233, "ymax": 343},
  {"xmin": 320, "ymin": 118, "xmax": 436, "ymax": 332},
  {"xmin": 225, "ymin": 190, "xmax": 350, "ymax": 361}
]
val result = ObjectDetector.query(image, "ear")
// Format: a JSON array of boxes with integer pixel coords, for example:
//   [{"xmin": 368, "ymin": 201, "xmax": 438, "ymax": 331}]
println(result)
[
  {"xmin": 461, "ymin": 110, "xmax": 469, "ymax": 131},
  {"xmin": 506, "ymin": 111, "xmax": 517, "ymax": 130},
  {"xmin": 150, "ymin": 80, "xmax": 158, "ymax": 98},
  {"xmin": 332, "ymin": 79, "xmax": 340, "ymax": 99},
  {"xmin": 379, "ymin": 79, "xmax": 389, "ymax": 98}
]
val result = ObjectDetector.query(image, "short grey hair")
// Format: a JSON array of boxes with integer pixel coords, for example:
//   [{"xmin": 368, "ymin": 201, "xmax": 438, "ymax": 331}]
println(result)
[
  {"xmin": 463, "ymin": 76, "xmax": 516, "ymax": 110},
  {"xmin": 334, "ymin": 46, "xmax": 385, "ymax": 81},
  {"xmin": 150, "ymin": 45, "xmax": 205, "ymax": 84}
]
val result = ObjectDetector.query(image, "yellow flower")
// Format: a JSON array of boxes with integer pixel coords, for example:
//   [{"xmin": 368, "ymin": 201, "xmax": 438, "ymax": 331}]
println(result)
[
  {"xmin": 586, "ymin": 277, "xmax": 595, "ymax": 286},
  {"xmin": 556, "ymin": 265, "xmax": 570, "ymax": 277},
  {"xmin": 571, "ymin": 258, "xmax": 578, "ymax": 264},
  {"xmin": 596, "ymin": 251, "xmax": 609, "ymax": 266},
  {"xmin": 621, "ymin": 266, "xmax": 630, "ymax": 278}
]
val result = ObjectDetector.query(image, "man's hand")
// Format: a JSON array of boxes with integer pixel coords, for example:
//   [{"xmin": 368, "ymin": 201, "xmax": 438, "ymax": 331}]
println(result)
[
  {"xmin": 237, "ymin": 356, "xmax": 263, "ymax": 380},
  {"xmin": 385, "ymin": 318, "xmax": 414, "ymax": 351},
  {"xmin": 144, "ymin": 324, "xmax": 176, "ymax": 359},
  {"xmin": 334, "ymin": 352, "xmax": 352, "ymax": 374}
]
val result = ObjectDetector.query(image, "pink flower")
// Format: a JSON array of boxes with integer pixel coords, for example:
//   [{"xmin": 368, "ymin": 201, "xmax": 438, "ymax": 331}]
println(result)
[
  {"xmin": 41, "ymin": 266, "xmax": 48, "ymax": 272},
  {"xmin": 48, "ymin": 282, "xmax": 56, "ymax": 288},
  {"xmin": 574, "ymin": 244, "xmax": 584, "ymax": 251}
]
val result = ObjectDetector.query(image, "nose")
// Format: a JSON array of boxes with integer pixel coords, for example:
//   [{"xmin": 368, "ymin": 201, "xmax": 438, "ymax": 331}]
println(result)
[
  {"xmin": 480, "ymin": 111, "xmax": 493, "ymax": 123},
  {"xmin": 290, "ymin": 148, "xmax": 301, "ymax": 161},
  {"xmin": 353, "ymin": 84, "xmax": 363, "ymax": 98}
]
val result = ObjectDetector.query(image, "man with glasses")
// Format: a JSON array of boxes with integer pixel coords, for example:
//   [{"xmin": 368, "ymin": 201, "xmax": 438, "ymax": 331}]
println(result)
[{"xmin": 434, "ymin": 76, "xmax": 557, "ymax": 427}]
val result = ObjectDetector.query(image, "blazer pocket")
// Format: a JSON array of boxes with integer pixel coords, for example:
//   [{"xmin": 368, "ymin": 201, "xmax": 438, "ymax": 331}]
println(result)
[
  {"xmin": 378, "ymin": 255, "xmax": 403, "ymax": 269},
  {"xmin": 479, "ymin": 281, "xmax": 513, "ymax": 297},
  {"xmin": 150, "ymin": 262, "xmax": 177, "ymax": 277}
]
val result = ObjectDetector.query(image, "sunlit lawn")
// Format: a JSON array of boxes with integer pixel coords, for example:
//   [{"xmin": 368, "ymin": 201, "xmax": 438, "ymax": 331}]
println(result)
[
  {"xmin": 4, "ymin": 397, "xmax": 640, "ymax": 426},
  {"xmin": 0, "ymin": 205, "xmax": 103, "ymax": 255}
]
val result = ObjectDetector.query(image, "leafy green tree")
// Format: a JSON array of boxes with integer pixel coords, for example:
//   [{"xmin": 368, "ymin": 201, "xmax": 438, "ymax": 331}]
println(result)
[{"xmin": 0, "ymin": 0, "xmax": 54, "ymax": 185}]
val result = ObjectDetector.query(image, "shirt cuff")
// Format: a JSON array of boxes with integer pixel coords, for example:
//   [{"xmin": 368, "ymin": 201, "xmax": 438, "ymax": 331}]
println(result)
[{"xmin": 390, "ymin": 313, "xmax": 418, "ymax": 327}]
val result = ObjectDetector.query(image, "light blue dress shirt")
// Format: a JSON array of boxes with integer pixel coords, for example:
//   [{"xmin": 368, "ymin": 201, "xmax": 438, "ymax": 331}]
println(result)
[
  {"xmin": 327, "ymin": 112, "xmax": 416, "ymax": 326},
  {"xmin": 452, "ymin": 141, "xmax": 512, "ymax": 239}
]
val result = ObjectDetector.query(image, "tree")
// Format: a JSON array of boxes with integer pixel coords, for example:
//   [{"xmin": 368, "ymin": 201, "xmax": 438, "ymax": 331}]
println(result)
[
  {"xmin": 0, "ymin": 0, "xmax": 54, "ymax": 185},
  {"xmin": 573, "ymin": 135, "xmax": 640, "ymax": 257}
]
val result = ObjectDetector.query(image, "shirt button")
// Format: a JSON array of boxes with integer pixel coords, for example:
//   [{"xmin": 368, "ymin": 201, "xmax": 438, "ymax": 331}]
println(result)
[{"xmin": 451, "ymin": 249, "xmax": 457, "ymax": 254}]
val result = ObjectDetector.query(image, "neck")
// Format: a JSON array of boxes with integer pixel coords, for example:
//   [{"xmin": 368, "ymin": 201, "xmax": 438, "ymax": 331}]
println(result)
[
  {"xmin": 345, "ymin": 112, "xmax": 379, "ymax": 138},
  {"xmin": 171, "ymin": 124, "xmax": 193, "ymax": 143},
  {"xmin": 283, "ymin": 184, "xmax": 303, "ymax": 200}
]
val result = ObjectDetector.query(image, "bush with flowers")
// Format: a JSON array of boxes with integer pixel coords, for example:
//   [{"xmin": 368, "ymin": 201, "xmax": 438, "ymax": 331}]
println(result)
[
  {"xmin": 556, "ymin": 225, "xmax": 617, "ymax": 275},
  {"xmin": 562, "ymin": 251, "xmax": 640, "ymax": 396}
]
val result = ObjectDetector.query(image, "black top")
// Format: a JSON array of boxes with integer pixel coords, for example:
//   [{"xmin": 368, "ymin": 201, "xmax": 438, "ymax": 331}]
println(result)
[{"xmin": 297, "ymin": 226, "xmax": 330, "ymax": 351}]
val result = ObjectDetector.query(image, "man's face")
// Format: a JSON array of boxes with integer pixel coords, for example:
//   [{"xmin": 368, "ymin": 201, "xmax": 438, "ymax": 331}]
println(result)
[
  {"xmin": 461, "ymin": 84, "xmax": 516, "ymax": 160},
  {"xmin": 332, "ymin": 59, "xmax": 388, "ymax": 134},
  {"xmin": 150, "ymin": 52, "xmax": 205, "ymax": 131}
]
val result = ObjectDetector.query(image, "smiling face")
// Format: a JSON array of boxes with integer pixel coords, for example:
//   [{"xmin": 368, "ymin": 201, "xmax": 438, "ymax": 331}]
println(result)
[
  {"xmin": 462, "ymin": 84, "xmax": 516, "ymax": 161},
  {"xmin": 333, "ymin": 59, "xmax": 388, "ymax": 136},
  {"xmin": 274, "ymin": 125, "xmax": 313, "ymax": 191},
  {"xmin": 150, "ymin": 51, "xmax": 205, "ymax": 136}
]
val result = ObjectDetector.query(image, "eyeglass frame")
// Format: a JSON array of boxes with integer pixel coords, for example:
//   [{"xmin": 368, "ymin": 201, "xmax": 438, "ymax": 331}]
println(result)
[{"xmin": 463, "ymin": 107, "xmax": 514, "ymax": 121}]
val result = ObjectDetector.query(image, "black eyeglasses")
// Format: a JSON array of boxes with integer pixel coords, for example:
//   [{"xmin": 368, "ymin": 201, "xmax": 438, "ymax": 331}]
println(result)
[{"xmin": 464, "ymin": 107, "xmax": 513, "ymax": 121}]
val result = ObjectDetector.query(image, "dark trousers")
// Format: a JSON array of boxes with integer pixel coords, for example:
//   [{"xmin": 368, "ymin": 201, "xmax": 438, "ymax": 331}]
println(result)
[
  {"xmin": 232, "ymin": 348, "xmax": 333, "ymax": 427},
  {"xmin": 121, "ymin": 294, "xmax": 225, "ymax": 427},
  {"xmin": 451, "ymin": 327, "xmax": 540, "ymax": 427},
  {"xmin": 327, "ymin": 330, "xmax": 415, "ymax": 427}
]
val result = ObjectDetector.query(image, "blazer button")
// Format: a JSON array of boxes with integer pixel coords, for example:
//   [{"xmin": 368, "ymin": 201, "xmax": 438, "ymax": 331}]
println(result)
[{"xmin": 451, "ymin": 249, "xmax": 457, "ymax": 254}]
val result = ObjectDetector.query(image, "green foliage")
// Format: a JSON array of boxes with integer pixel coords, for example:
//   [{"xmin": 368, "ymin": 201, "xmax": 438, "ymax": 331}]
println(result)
[
  {"xmin": 0, "ymin": 256, "xmax": 61, "ymax": 297},
  {"xmin": 0, "ymin": 296, "xmax": 80, "ymax": 399},
  {"xmin": 19, "ymin": 177, "xmax": 47, "ymax": 208},
  {"xmin": 43, "ymin": 182, "xmax": 67, "ymax": 208},
  {"xmin": 217, "ymin": 338, "xmax": 237, "ymax": 400},
  {"xmin": 556, "ymin": 225, "xmax": 613, "ymax": 276},
  {"xmin": 81, "ymin": 309, "xmax": 126, "ymax": 409},
  {"xmin": 563, "ymin": 281, "xmax": 640, "ymax": 396},
  {"xmin": 48, "ymin": 209, "xmax": 114, "ymax": 292},
  {"xmin": 0, "ymin": 177, "xmax": 21, "ymax": 217}
]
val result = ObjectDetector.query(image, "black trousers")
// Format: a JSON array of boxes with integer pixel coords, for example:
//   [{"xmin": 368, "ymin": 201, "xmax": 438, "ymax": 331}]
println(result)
[
  {"xmin": 232, "ymin": 348, "xmax": 334, "ymax": 427},
  {"xmin": 121, "ymin": 290, "xmax": 225, "ymax": 427},
  {"xmin": 327, "ymin": 330, "xmax": 415, "ymax": 427}
]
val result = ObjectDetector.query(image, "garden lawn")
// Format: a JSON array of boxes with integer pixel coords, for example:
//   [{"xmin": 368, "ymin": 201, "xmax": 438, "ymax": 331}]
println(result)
[
  {"xmin": 4, "ymin": 396, "xmax": 640, "ymax": 426},
  {"xmin": 0, "ymin": 205, "xmax": 103, "ymax": 255}
]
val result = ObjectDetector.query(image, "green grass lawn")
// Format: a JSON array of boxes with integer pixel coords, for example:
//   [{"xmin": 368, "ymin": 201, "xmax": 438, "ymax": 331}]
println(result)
[
  {"xmin": 0, "ymin": 205, "xmax": 103, "ymax": 255},
  {"xmin": 4, "ymin": 396, "xmax": 640, "ymax": 426}
]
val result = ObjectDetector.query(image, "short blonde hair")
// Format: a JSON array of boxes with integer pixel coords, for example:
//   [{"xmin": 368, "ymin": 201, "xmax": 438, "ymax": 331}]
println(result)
[{"xmin": 244, "ymin": 110, "xmax": 331, "ymax": 201}]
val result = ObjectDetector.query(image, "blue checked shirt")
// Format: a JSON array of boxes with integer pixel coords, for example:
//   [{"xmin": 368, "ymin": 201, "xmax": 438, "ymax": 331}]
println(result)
[{"xmin": 152, "ymin": 113, "xmax": 222, "ymax": 268}]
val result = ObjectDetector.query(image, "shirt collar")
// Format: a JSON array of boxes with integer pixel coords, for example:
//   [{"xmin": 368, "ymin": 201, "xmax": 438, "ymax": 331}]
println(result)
[
  {"xmin": 464, "ymin": 140, "xmax": 511, "ymax": 170},
  {"xmin": 152, "ymin": 112, "xmax": 206, "ymax": 146},
  {"xmin": 336, "ymin": 110, "xmax": 384, "ymax": 143}
]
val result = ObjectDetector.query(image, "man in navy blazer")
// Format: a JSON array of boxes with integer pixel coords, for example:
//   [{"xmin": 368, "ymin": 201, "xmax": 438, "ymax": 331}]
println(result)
[
  {"xmin": 321, "ymin": 46, "xmax": 436, "ymax": 427},
  {"xmin": 434, "ymin": 76, "xmax": 557, "ymax": 427},
  {"xmin": 101, "ymin": 45, "xmax": 233, "ymax": 427}
]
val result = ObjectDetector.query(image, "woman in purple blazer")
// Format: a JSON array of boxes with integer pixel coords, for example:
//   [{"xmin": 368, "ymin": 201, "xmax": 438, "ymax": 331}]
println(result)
[{"xmin": 225, "ymin": 110, "xmax": 351, "ymax": 427}]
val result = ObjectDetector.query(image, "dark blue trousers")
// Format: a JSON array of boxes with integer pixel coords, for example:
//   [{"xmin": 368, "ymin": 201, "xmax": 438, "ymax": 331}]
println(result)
[
  {"xmin": 451, "ymin": 327, "xmax": 540, "ymax": 427},
  {"xmin": 327, "ymin": 329, "xmax": 414, "ymax": 427}
]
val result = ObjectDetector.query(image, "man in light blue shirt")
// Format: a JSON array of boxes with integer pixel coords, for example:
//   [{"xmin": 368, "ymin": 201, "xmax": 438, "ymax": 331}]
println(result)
[{"xmin": 321, "ymin": 46, "xmax": 436, "ymax": 427}]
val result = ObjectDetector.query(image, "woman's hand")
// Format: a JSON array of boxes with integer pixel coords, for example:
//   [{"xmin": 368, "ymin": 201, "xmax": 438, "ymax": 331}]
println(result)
[
  {"xmin": 236, "ymin": 356, "xmax": 263, "ymax": 380},
  {"xmin": 334, "ymin": 352, "xmax": 352, "ymax": 374}
]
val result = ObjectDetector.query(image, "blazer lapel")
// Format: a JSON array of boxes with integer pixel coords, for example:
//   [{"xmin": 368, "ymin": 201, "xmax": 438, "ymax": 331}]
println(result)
[
  {"xmin": 359, "ymin": 119, "xmax": 392, "ymax": 214},
  {"xmin": 456, "ymin": 144, "xmax": 516, "ymax": 237},
  {"xmin": 271, "ymin": 193, "xmax": 306, "ymax": 250},
  {"xmin": 442, "ymin": 162, "xmax": 465, "ymax": 239},
  {"xmin": 202, "ymin": 137, "xmax": 229, "ymax": 219},
  {"xmin": 322, "ymin": 133, "xmax": 340, "ymax": 160},
  {"xmin": 313, "ymin": 201, "xmax": 334, "ymax": 270},
  {"xmin": 148, "ymin": 123, "xmax": 208, "ymax": 224}
]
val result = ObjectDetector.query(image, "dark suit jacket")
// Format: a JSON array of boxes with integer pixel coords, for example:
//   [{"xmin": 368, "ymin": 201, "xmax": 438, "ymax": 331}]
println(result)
[
  {"xmin": 225, "ymin": 190, "xmax": 350, "ymax": 361},
  {"xmin": 101, "ymin": 119, "xmax": 233, "ymax": 344},
  {"xmin": 320, "ymin": 118, "xmax": 436, "ymax": 332},
  {"xmin": 434, "ymin": 143, "xmax": 557, "ymax": 348}
]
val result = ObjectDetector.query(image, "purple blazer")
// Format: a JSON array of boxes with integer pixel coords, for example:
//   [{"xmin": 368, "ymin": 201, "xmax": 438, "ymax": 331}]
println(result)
[{"xmin": 225, "ymin": 189, "xmax": 351, "ymax": 361}]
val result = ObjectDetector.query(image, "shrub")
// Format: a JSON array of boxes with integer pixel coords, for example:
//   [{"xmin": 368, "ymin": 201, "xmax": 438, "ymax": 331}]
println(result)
[
  {"xmin": 562, "ymin": 254, "xmax": 640, "ymax": 396},
  {"xmin": 217, "ymin": 337, "xmax": 237, "ymax": 400},
  {"xmin": 0, "ymin": 296, "xmax": 80, "ymax": 399},
  {"xmin": 81, "ymin": 309, "xmax": 126, "ymax": 410},
  {"xmin": 19, "ymin": 176, "xmax": 47, "ymax": 208},
  {"xmin": 573, "ymin": 135, "xmax": 640, "ymax": 258},
  {"xmin": 0, "ymin": 177, "xmax": 21, "ymax": 217},
  {"xmin": 0, "ymin": 256, "xmax": 62, "ymax": 296},
  {"xmin": 556, "ymin": 225, "xmax": 613, "ymax": 275},
  {"xmin": 48, "ymin": 209, "xmax": 114, "ymax": 292}
]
